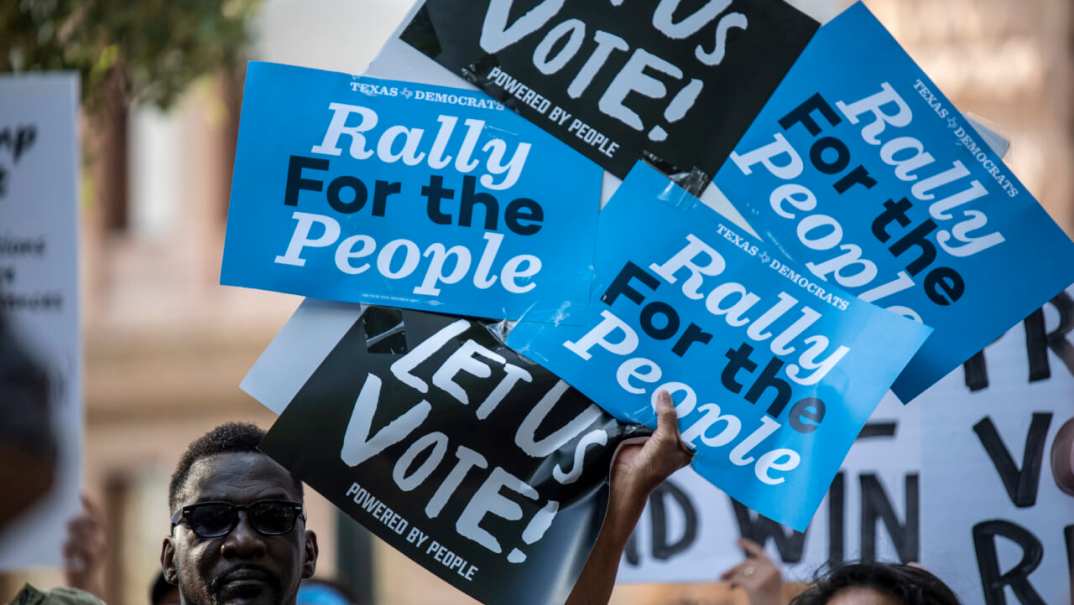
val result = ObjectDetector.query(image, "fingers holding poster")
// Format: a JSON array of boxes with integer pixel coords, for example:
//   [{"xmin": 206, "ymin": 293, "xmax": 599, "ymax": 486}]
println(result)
[
  {"xmin": 221, "ymin": 61, "xmax": 601, "ymax": 320},
  {"xmin": 507, "ymin": 162, "xmax": 931, "ymax": 530},
  {"xmin": 260, "ymin": 307, "xmax": 645, "ymax": 605},
  {"xmin": 400, "ymin": 0, "xmax": 818, "ymax": 188}
]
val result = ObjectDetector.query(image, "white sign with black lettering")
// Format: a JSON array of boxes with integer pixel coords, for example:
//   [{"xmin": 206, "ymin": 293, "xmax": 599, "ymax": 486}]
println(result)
[{"xmin": 0, "ymin": 73, "xmax": 81, "ymax": 569}]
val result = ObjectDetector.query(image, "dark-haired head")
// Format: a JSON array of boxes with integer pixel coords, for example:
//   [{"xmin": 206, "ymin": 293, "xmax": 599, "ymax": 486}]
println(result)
[
  {"xmin": 162, "ymin": 422, "xmax": 317, "ymax": 605},
  {"xmin": 167, "ymin": 422, "xmax": 302, "ymax": 512},
  {"xmin": 791, "ymin": 562, "xmax": 960, "ymax": 605}
]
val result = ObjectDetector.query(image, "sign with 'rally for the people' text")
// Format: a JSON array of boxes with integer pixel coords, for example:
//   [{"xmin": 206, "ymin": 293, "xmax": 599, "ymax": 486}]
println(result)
[
  {"xmin": 714, "ymin": 2, "xmax": 1074, "ymax": 402},
  {"xmin": 507, "ymin": 162, "xmax": 931, "ymax": 530},
  {"xmin": 221, "ymin": 61, "xmax": 601, "ymax": 319},
  {"xmin": 400, "ymin": 0, "xmax": 817, "ymax": 190},
  {"xmin": 620, "ymin": 289, "xmax": 1074, "ymax": 605},
  {"xmin": 260, "ymin": 307, "xmax": 643, "ymax": 605}
]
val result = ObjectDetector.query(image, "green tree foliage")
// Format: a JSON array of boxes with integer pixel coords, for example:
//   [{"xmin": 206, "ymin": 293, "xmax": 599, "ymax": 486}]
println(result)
[{"xmin": 0, "ymin": 0, "xmax": 261, "ymax": 110}]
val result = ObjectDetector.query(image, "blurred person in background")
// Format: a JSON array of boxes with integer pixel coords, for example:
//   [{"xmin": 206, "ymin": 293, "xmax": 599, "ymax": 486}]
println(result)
[
  {"xmin": 7, "ymin": 584, "xmax": 104, "ymax": 605},
  {"xmin": 717, "ymin": 542, "xmax": 961, "ymax": 605},
  {"xmin": 63, "ymin": 497, "xmax": 108, "ymax": 600},
  {"xmin": 720, "ymin": 539, "xmax": 784, "ymax": 605},
  {"xmin": 789, "ymin": 563, "xmax": 960, "ymax": 605},
  {"xmin": 0, "ymin": 307, "xmax": 55, "ymax": 535}
]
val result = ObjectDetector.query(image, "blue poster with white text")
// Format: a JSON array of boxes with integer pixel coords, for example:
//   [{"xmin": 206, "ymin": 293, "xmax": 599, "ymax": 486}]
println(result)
[
  {"xmin": 221, "ymin": 62, "xmax": 602, "ymax": 320},
  {"xmin": 713, "ymin": 3, "xmax": 1074, "ymax": 401},
  {"xmin": 507, "ymin": 163, "xmax": 931, "ymax": 529}
]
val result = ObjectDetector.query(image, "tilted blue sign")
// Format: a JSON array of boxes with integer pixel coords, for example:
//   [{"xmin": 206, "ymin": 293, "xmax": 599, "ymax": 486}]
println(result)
[
  {"xmin": 713, "ymin": 2, "xmax": 1074, "ymax": 401},
  {"xmin": 507, "ymin": 163, "xmax": 930, "ymax": 530},
  {"xmin": 221, "ymin": 62, "xmax": 601, "ymax": 320}
]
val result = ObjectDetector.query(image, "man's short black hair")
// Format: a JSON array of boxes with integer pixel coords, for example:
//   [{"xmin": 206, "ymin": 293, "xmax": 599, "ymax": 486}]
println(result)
[{"xmin": 168, "ymin": 422, "xmax": 302, "ymax": 511}]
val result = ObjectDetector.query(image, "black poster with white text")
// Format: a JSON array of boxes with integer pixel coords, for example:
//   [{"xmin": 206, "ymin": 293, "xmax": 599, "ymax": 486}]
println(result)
[
  {"xmin": 261, "ymin": 308, "xmax": 642, "ymax": 605},
  {"xmin": 400, "ymin": 0, "xmax": 817, "ymax": 190}
]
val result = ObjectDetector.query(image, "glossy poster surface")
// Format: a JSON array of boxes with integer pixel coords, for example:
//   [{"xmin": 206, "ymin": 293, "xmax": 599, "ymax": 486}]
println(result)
[
  {"xmin": 261, "ymin": 307, "xmax": 642, "ymax": 605},
  {"xmin": 714, "ymin": 2, "xmax": 1074, "ymax": 401},
  {"xmin": 401, "ymin": 0, "xmax": 817, "ymax": 190},
  {"xmin": 222, "ymin": 62, "xmax": 601, "ymax": 320},
  {"xmin": 508, "ymin": 162, "xmax": 930, "ymax": 530}
]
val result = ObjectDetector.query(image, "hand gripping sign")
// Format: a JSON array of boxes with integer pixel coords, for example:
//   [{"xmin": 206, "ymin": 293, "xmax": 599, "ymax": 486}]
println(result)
[
  {"xmin": 399, "ymin": 0, "xmax": 818, "ymax": 191},
  {"xmin": 221, "ymin": 62, "xmax": 601, "ymax": 320},
  {"xmin": 713, "ymin": 2, "xmax": 1074, "ymax": 401},
  {"xmin": 507, "ymin": 162, "xmax": 931, "ymax": 530},
  {"xmin": 260, "ymin": 307, "xmax": 645, "ymax": 605}
]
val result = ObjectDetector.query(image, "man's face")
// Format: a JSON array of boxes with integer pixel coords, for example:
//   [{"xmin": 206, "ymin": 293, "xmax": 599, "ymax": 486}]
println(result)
[{"xmin": 161, "ymin": 452, "xmax": 317, "ymax": 605}]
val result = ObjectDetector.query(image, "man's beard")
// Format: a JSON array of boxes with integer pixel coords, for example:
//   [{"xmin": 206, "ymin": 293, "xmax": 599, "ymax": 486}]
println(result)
[{"xmin": 207, "ymin": 565, "xmax": 283, "ymax": 605}]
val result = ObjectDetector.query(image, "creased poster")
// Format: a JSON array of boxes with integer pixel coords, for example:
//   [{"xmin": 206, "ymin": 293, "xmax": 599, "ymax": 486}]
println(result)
[
  {"xmin": 260, "ymin": 307, "xmax": 643, "ymax": 605},
  {"xmin": 619, "ymin": 291, "xmax": 1074, "ymax": 605},
  {"xmin": 713, "ymin": 2, "xmax": 1074, "ymax": 402},
  {"xmin": 0, "ymin": 73, "xmax": 81, "ymax": 568},
  {"xmin": 400, "ymin": 0, "xmax": 818, "ymax": 191},
  {"xmin": 221, "ymin": 61, "xmax": 601, "ymax": 320},
  {"xmin": 507, "ymin": 162, "xmax": 930, "ymax": 530}
]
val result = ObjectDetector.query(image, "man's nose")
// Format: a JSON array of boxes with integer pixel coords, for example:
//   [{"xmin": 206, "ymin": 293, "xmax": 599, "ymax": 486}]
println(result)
[{"xmin": 221, "ymin": 511, "xmax": 267, "ymax": 558}]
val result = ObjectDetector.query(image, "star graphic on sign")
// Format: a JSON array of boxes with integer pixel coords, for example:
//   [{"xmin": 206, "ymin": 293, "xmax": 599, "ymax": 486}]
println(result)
[
  {"xmin": 759, "ymin": 252, "xmax": 770, "ymax": 264},
  {"xmin": 947, "ymin": 117, "xmax": 959, "ymax": 129},
  {"xmin": 402, "ymin": 88, "xmax": 413, "ymax": 99}
]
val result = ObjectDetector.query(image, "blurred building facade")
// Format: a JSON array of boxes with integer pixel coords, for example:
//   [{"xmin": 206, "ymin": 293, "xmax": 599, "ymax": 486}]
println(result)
[{"xmin": 5, "ymin": 1, "xmax": 1070, "ymax": 604}]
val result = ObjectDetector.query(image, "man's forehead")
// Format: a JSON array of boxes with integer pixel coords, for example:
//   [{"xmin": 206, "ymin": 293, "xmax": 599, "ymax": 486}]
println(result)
[{"xmin": 179, "ymin": 451, "xmax": 299, "ymax": 504}]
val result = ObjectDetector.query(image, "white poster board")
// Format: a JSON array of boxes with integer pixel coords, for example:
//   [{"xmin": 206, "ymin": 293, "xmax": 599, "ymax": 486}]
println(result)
[{"xmin": 0, "ymin": 73, "xmax": 82, "ymax": 568}]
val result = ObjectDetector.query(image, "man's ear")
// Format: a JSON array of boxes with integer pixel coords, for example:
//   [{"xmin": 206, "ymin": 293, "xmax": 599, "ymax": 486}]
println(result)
[
  {"xmin": 302, "ymin": 530, "xmax": 319, "ymax": 579},
  {"xmin": 161, "ymin": 536, "xmax": 179, "ymax": 585}
]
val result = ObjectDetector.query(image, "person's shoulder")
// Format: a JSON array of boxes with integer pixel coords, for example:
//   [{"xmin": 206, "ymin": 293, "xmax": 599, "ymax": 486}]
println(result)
[{"xmin": 9, "ymin": 584, "xmax": 107, "ymax": 605}]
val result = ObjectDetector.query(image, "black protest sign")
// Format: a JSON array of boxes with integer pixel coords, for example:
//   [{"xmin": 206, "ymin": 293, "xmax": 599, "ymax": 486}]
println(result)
[
  {"xmin": 261, "ymin": 308, "xmax": 643, "ymax": 605},
  {"xmin": 400, "ymin": 0, "xmax": 817, "ymax": 190}
]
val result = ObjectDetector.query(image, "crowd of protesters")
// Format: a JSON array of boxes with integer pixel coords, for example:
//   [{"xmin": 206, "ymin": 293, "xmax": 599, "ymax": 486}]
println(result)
[
  {"xmin": 2, "ymin": 309, "xmax": 960, "ymax": 605},
  {"xmin": 49, "ymin": 411, "xmax": 959, "ymax": 605}
]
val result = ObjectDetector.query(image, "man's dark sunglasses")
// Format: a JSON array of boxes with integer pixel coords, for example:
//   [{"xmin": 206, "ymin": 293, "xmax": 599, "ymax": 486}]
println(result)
[{"xmin": 170, "ymin": 500, "xmax": 305, "ymax": 539}]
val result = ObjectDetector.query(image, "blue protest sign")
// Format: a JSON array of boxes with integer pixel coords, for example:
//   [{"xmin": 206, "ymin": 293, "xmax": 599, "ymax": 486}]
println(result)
[
  {"xmin": 507, "ymin": 162, "xmax": 931, "ymax": 530},
  {"xmin": 221, "ymin": 62, "xmax": 601, "ymax": 320},
  {"xmin": 713, "ymin": 2, "xmax": 1074, "ymax": 401}
]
